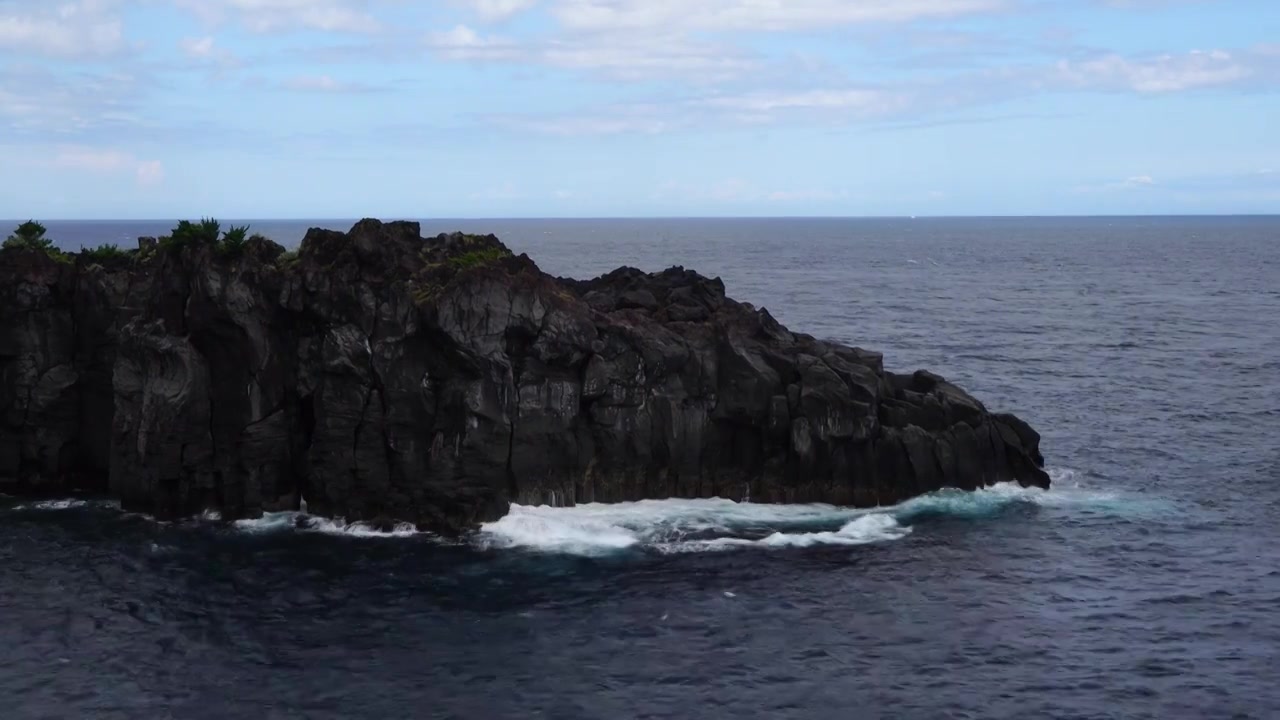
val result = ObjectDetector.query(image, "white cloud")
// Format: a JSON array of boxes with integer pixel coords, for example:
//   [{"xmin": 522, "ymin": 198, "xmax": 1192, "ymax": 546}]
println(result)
[
  {"xmin": 700, "ymin": 89, "xmax": 909, "ymax": 116},
  {"xmin": 542, "ymin": 35, "xmax": 752, "ymax": 80},
  {"xmin": 426, "ymin": 25, "xmax": 522, "ymax": 61},
  {"xmin": 461, "ymin": 0, "xmax": 539, "ymax": 21},
  {"xmin": 0, "ymin": 0, "xmax": 125, "ymax": 58},
  {"xmin": 426, "ymin": 2, "xmax": 1280, "ymax": 95},
  {"xmin": 1073, "ymin": 175, "xmax": 1158, "ymax": 193},
  {"xmin": 53, "ymin": 146, "xmax": 163, "ymax": 186},
  {"xmin": 427, "ymin": 24, "xmax": 753, "ymax": 80},
  {"xmin": 136, "ymin": 160, "xmax": 165, "ymax": 186},
  {"xmin": 1055, "ymin": 49, "xmax": 1248, "ymax": 93},
  {"xmin": 280, "ymin": 74, "xmax": 377, "ymax": 92},
  {"xmin": 181, "ymin": 36, "xmax": 217, "ymax": 57},
  {"xmin": 495, "ymin": 111, "xmax": 674, "ymax": 135},
  {"xmin": 178, "ymin": 34, "xmax": 243, "ymax": 67},
  {"xmin": 429, "ymin": 0, "xmax": 1000, "ymax": 82},
  {"xmin": 430, "ymin": 0, "xmax": 1015, "ymax": 83},
  {"xmin": 550, "ymin": 0, "xmax": 1004, "ymax": 32},
  {"xmin": 173, "ymin": 0, "xmax": 383, "ymax": 33},
  {"xmin": 0, "ymin": 64, "xmax": 144, "ymax": 138},
  {"xmin": 471, "ymin": 39, "xmax": 1280, "ymax": 136}
]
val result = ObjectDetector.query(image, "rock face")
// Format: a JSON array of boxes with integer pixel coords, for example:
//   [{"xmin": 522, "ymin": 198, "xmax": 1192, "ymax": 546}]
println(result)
[{"xmin": 0, "ymin": 220, "xmax": 1050, "ymax": 532}]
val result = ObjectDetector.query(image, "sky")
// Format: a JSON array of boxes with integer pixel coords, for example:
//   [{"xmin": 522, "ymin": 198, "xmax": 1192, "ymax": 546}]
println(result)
[{"xmin": 1, "ymin": 0, "xmax": 1277, "ymax": 218}]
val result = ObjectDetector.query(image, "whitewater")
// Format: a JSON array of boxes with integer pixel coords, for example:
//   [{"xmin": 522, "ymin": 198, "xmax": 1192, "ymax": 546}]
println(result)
[
  {"xmin": 476, "ymin": 469, "xmax": 1118, "ymax": 555},
  {"xmin": 9, "ymin": 468, "xmax": 1139, "ymax": 555}
]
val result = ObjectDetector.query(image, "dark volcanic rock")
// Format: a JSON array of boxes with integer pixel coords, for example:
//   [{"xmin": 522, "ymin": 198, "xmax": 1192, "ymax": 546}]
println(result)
[{"xmin": 0, "ymin": 220, "xmax": 1050, "ymax": 532}]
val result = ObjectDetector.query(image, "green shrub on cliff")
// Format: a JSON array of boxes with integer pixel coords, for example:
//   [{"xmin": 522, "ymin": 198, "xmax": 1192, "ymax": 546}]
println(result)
[
  {"xmin": 158, "ymin": 218, "xmax": 262, "ymax": 259},
  {"xmin": 80, "ymin": 243, "xmax": 132, "ymax": 265},
  {"xmin": 161, "ymin": 217, "xmax": 222, "ymax": 252},
  {"xmin": 4, "ymin": 220, "xmax": 70, "ymax": 262},
  {"xmin": 448, "ymin": 247, "xmax": 511, "ymax": 270},
  {"xmin": 217, "ymin": 224, "xmax": 251, "ymax": 259},
  {"xmin": 410, "ymin": 246, "xmax": 513, "ymax": 305},
  {"xmin": 4, "ymin": 220, "xmax": 54, "ymax": 251}
]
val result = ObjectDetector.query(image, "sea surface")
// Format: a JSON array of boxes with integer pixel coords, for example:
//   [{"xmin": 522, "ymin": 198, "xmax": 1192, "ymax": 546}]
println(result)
[{"xmin": 3, "ymin": 216, "xmax": 1279, "ymax": 719}]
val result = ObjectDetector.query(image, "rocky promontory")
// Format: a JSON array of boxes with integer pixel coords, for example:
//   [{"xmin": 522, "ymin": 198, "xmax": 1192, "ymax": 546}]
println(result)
[{"xmin": 0, "ymin": 220, "xmax": 1049, "ymax": 532}]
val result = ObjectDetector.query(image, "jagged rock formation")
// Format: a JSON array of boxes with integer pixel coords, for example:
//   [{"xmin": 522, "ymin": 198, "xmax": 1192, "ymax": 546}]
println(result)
[{"xmin": 0, "ymin": 220, "xmax": 1049, "ymax": 532}]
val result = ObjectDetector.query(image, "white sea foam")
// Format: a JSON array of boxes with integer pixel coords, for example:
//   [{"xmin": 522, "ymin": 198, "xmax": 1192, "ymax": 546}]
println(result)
[
  {"xmin": 232, "ymin": 511, "xmax": 300, "ymax": 533},
  {"xmin": 477, "ymin": 469, "xmax": 1123, "ymax": 556},
  {"xmin": 477, "ymin": 510, "xmax": 641, "ymax": 553},
  {"xmin": 666, "ymin": 514, "xmax": 913, "ymax": 553},
  {"xmin": 233, "ymin": 511, "xmax": 423, "ymax": 539},
  {"xmin": 478, "ymin": 497, "xmax": 905, "ymax": 556},
  {"xmin": 759, "ymin": 514, "xmax": 911, "ymax": 548},
  {"xmin": 311, "ymin": 517, "xmax": 421, "ymax": 538},
  {"xmin": 10, "ymin": 498, "xmax": 121, "ymax": 511},
  {"xmin": 14, "ymin": 499, "xmax": 90, "ymax": 510}
]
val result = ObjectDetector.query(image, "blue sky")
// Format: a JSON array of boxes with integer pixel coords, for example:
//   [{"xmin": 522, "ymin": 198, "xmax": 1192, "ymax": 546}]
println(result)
[{"xmin": 1, "ymin": 0, "xmax": 1277, "ymax": 218}]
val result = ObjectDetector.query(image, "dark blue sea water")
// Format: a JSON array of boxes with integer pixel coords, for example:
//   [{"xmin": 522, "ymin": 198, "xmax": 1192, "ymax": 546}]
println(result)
[{"xmin": 3, "ymin": 217, "xmax": 1279, "ymax": 719}]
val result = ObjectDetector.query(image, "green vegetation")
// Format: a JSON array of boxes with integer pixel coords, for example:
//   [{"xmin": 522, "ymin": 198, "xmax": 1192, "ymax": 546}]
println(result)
[
  {"xmin": 157, "ymin": 218, "xmax": 262, "ymax": 259},
  {"xmin": 217, "ymin": 224, "xmax": 251, "ymax": 259},
  {"xmin": 3, "ymin": 220, "xmax": 70, "ymax": 263},
  {"xmin": 411, "ymin": 244, "xmax": 513, "ymax": 305},
  {"xmin": 4, "ymin": 220, "xmax": 55, "ymax": 252},
  {"xmin": 80, "ymin": 243, "xmax": 132, "ymax": 265},
  {"xmin": 160, "ymin": 217, "xmax": 220, "ymax": 253},
  {"xmin": 456, "ymin": 233, "xmax": 493, "ymax": 246},
  {"xmin": 5, "ymin": 220, "xmax": 50, "ymax": 247},
  {"xmin": 448, "ymin": 247, "xmax": 511, "ymax": 270},
  {"xmin": 2, "ymin": 218, "xmax": 275, "ymax": 266}
]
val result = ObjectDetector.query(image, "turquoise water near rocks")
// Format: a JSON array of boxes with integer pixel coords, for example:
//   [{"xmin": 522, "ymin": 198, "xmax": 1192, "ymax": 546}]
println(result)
[{"xmin": 3, "ymin": 216, "xmax": 1278, "ymax": 718}]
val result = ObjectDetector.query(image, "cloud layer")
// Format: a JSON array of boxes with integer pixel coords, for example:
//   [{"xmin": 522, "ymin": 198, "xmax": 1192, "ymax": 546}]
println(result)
[{"xmin": 1, "ymin": 0, "xmax": 1276, "ymax": 216}]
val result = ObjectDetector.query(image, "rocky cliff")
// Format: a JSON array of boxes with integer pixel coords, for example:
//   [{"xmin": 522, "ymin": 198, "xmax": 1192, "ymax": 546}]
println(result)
[{"xmin": 0, "ymin": 220, "xmax": 1049, "ymax": 532}]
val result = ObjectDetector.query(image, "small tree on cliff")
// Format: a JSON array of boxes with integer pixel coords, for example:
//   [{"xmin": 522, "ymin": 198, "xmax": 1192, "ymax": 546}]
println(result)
[
  {"xmin": 163, "ymin": 218, "xmax": 222, "ymax": 251},
  {"xmin": 218, "ymin": 224, "xmax": 250, "ymax": 258},
  {"xmin": 3, "ymin": 220, "xmax": 56, "ymax": 252},
  {"xmin": 161, "ymin": 218, "xmax": 256, "ymax": 258}
]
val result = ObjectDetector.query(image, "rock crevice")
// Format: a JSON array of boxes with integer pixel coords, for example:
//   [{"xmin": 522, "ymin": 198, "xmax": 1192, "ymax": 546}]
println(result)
[{"xmin": 0, "ymin": 220, "xmax": 1050, "ymax": 532}]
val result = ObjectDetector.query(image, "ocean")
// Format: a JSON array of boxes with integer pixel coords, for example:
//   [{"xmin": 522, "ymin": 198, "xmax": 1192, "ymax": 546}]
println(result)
[{"xmin": 3, "ymin": 216, "xmax": 1278, "ymax": 719}]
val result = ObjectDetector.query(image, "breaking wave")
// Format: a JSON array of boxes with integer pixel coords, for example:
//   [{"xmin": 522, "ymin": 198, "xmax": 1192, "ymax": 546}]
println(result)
[
  {"xmin": 478, "ymin": 469, "xmax": 1133, "ymax": 556},
  {"xmin": 477, "ymin": 500, "xmax": 910, "ymax": 556},
  {"xmin": 672, "ymin": 514, "xmax": 913, "ymax": 553},
  {"xmin": 232, "ymin": 511, "xmax": 424, "ymax": 539}
]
